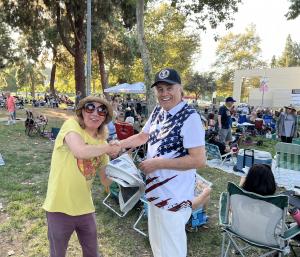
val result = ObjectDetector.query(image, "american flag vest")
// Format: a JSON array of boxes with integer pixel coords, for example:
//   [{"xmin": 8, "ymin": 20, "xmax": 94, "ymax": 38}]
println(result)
[{"xmin": 146, "ymin": 103, "xmax": 198, "ymax": 211}]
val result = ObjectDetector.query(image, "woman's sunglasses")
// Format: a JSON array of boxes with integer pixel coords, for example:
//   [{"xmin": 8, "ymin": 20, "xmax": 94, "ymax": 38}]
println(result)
[{"xmin": 84, "ymin": 102, "xmax": 107, "ymax": 116}]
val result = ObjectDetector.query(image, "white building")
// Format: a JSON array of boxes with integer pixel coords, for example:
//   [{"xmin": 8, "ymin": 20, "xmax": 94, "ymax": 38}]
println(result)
[{"xmin": 233, "ymin": 67, "xmax": 300, "ymax": 108}]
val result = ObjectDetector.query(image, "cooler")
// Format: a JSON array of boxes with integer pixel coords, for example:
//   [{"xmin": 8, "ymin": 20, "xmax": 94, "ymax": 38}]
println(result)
[{"xmin": 235, "ymin": 149, "xmax": 273, "ymax": 172}]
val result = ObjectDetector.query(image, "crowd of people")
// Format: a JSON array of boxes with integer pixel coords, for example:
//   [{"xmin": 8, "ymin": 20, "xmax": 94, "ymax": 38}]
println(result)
[
  {"xmin": 2, "ymin": 67, "xmax": 299, "ymax": 257},
  {"xmin": 200, "ymin": 96, "xmax": 299, "ymax": 160}
]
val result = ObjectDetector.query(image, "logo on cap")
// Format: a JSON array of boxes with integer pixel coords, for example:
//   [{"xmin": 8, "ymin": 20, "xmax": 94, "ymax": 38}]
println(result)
[{"xmin": 158, "ymin": 69, "xmax": 170, "ymax": 79}]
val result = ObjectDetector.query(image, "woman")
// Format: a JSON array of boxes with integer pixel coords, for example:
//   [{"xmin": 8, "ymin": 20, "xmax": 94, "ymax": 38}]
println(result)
[
  {"xmin": 43, "ymin": 96, "xmax": 120, "ymax": 257},
  {"xmin": 277, "ymin": 105, "xmax": 298, "ymax": 143},
  {"xmin": 207, "ymin": 131, "xmax": 230, "ymax": 156},
  {"xmin": 5, "ymin": 91, "xmax": 16, "ymax": 125},
  {"xmin": 239, "ymin": 164, "xmax": 276, "ymax": 196}
]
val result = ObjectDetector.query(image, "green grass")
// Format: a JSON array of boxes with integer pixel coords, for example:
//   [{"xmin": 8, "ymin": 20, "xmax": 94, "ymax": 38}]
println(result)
[{"xmin": 0, "ymin": 107, "xmax": 298, "ymax": 257}]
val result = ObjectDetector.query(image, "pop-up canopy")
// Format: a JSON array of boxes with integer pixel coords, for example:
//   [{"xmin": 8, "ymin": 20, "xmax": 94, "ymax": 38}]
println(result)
[{"xmin": 104, "ymin": 82, "xmax": 145, "ymax": 94}]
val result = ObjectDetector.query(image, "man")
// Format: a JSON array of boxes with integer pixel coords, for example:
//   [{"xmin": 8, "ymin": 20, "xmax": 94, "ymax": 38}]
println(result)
[
  {"xmin": 75, "ymin": 91, "xmax": 82, "ymax": 108},
  {"xmin": 218, "ymin": 96, "xmax": 235, "ymax": 145},
  {"xmin": 5, "ymin": 91, "xmax": 16, "ymax": 125},
  {"xmin": 113, "ymin": 68, "xmax": 206, "ymax": 257}
]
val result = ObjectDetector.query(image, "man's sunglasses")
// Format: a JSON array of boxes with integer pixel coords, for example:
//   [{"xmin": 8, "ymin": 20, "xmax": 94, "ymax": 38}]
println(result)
[{"xmin": 84, "ymin": 103, "xmax": 107, "ymax": 116}]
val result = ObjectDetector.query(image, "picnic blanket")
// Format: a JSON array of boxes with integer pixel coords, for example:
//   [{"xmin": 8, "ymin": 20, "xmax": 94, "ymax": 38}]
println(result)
[{"xmin": 207, "ymin": 158, "xmax": 300, "ymax": 190}]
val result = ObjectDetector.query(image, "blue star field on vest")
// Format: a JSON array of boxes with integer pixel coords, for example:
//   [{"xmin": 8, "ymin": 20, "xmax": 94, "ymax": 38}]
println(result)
[{"xmin": 149, "ymin": 103, "xmax": 197, "ymax": 158}]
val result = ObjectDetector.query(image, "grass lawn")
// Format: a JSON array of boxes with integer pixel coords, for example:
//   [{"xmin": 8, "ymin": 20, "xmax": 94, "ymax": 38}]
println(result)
[{"xmin": 0, "ymin": 106, "xmax": 298, "ymax": 257}]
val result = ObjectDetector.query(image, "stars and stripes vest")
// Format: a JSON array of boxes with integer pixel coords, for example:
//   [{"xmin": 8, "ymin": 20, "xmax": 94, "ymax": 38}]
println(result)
[{"xmin": 146, "ymin": 103, "xmax": 198, "ymax": 211}]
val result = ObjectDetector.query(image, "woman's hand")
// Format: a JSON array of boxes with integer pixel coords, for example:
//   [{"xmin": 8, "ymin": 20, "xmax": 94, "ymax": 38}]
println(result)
[{"xmin": 107, "ymin": 144, "xmax": 121, "ymax": 158}]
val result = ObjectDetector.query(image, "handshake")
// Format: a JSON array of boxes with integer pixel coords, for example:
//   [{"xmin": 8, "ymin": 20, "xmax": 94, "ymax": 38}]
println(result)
[{"xmin": 107, "ymin": 140, "xmax": 123, "ymax": 159}]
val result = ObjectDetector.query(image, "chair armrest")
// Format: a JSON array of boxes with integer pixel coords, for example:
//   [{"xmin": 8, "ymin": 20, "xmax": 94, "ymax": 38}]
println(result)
[
  {"xmin": 281, "ymin": 224, "xmax": 300, "ymax": 240},
  {"xmin": 219, "ymin": 192, "xmax": 228, "ymax": 225},
  {"xmin": 221, "ymin": 152, "xmax": 232, "ymax": 158}
]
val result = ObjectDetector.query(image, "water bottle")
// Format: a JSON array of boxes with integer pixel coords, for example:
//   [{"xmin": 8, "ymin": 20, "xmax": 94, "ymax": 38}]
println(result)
[{"xmin": 289, "ymin": 207, "xmax": 300, "ymax": 226}]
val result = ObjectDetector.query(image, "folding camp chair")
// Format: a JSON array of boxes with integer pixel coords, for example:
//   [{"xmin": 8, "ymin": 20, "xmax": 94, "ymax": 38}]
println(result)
[
  {"xmin": 275, "ymin": 142, "xmax": 300, "ymax": 172},
  {"xmin": 263, "ymin": 114, "xmax": 276, "ymax": 130},
  {"xmin": 115, "ymin": 121, "xmax": 146, "ymax": 162},
  {"xmin": 115, "ymin": 121, "xmax": 134, "ymax": 140},
  {"xmin": 205, "ymin": 143, "xmax": 234, "ymax": 168},
  {"xmin": 219, "ymin": 182, "xmax": 300, "ymax": 257},
  {"xmin": 292, "ymin": 138, "xmax": 300, "ymax": 145},
  {"xmin": 102, "ymin": 153, "xmax": 145, "ymax": 217},
  {"xmin": 133, "ymin": 196, "xmax": 148, "ymax": 237}
]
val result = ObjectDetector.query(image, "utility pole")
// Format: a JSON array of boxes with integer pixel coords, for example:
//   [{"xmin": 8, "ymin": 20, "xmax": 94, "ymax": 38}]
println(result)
[{"xmin": 86, "ymin": 0, "xmax": 92, "ymax": 96}]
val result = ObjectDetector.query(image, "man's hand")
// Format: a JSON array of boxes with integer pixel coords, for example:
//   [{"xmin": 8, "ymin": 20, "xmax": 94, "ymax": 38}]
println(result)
[
  {"xmin": 107, "ymin": 144, "xmax": 121, "ymax": 158},
  {"xmin": 139, "ymin": 158, "xmax": 163, "ymax": 174}
]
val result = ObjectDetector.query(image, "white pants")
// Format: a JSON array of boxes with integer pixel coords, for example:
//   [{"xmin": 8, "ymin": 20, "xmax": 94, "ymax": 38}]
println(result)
[{"xmin": 148, "ymin": 204, "xmax": 192, "ymax": 257}]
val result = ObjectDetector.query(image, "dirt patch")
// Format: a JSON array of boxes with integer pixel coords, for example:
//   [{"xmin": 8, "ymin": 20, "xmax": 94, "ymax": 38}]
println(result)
[{"xmin": 0, "ymin": 212, "xmax": 25, "ymax": 257}]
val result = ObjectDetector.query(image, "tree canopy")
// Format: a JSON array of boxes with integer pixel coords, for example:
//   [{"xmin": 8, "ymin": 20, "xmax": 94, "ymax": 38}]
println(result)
[
  {"xmin": 0, "ymin": 0, "xmax": 246, "ymax": 102},
  {"xmin": 214, "ymin": 25, "xmax": 266, "ymax": 96},
  {"xmin": 184, "ymin": 72, "xmax": 216, "ymax": 100},
  {"xmin": 274, "ymin": 35, "xmax": 300, "ymax": 67},
  {"xmin": 286, "ymin": 0, "xmax": 300, "ymax": 20}
]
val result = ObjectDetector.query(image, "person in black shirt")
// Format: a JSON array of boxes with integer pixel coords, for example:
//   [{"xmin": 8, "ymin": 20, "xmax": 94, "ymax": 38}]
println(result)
[{"xmin": 218, "ymin": 96, "xmax": 235, "ymax": 145}]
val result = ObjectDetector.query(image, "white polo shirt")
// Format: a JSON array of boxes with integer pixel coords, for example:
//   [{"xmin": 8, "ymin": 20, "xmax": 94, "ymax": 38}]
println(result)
[{"xmin": 142, "ymin": 101, "xmax": 205, "ymax": 211}]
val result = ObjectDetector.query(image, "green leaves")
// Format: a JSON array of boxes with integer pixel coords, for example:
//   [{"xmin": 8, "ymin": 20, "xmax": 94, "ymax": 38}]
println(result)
[
  {"xmin": 276, "ymin": 35, "xmax": 300, "ymax": 67},
  {"xmin": 185, "ymin": 72, "xmax": 216, "ymax": 100},
  {"xmin": 286, "ymin": 0, "xmax": 300, "ymax": 20}
]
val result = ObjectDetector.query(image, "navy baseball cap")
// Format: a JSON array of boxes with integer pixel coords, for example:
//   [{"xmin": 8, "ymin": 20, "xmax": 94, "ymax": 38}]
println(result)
[
  {"xmin": 151, "ymin": 68, "xmax": 181, "ymax": 88},
  {"xmin": 225, "ymin": 96, "xmax": 236, "ymax": 102}
]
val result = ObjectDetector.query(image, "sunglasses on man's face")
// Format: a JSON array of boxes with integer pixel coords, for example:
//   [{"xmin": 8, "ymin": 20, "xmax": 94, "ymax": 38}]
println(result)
[{"xmin": 84, "ymin": 103, "xmax": 107, "ymax": 116}]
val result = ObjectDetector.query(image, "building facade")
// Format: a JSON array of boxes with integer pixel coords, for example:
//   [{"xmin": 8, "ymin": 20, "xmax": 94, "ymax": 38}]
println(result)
[{"xmin": 233, "ymin": 67, "xmax": 300, "ymax": 108}]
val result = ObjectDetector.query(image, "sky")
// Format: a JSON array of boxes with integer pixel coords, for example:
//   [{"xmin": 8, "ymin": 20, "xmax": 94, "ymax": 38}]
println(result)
[{"xmin": 194, "ymin": 0, "xmax": 300, "ymax": 72}]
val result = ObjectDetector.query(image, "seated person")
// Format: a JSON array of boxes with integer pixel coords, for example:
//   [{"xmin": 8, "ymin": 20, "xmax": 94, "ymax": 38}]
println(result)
[
  {"xmin": 249, "ymin": 111, "xmax": 257, "ymax": 123},
  {"xmin": 125, "ymin": 116, "xmax": 139, "ymax": 134},
  {"xmin": 192, "ymin": 176, "xmax": 212, "ymax": 210},
  {"xmin": 125, "ymin": 116, "xmax": 134, "ymax": 125},
  {"xmin": 186, "ymin": 175, "xmax": 212, "ymax": 232},
  {"xmin": 207, "ymin": 131, "xmax": 230, "ymax": 156},
  {"xmin": 124, "ymin": 106, "xmax": 136, "ymax": 120},
  {"xmin": 207, "ymin": 113, "xmax": 216, "ymax": 131},
  {"xmin": 239, "ymin": 164, "xmax": 276, "ymax": 196},
  {"xmin": 116, "ymin": 112, "xmax": 125, "ymax": 122},
  {"xmin": 236, "ymin": 165, "xmax": 300, "ymax": 243}
]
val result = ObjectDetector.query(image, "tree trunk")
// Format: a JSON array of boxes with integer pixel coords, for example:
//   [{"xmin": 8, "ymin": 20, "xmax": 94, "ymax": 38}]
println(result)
[
  {"xmin": 136, "ymin": 0, "xmax": 156, "ymax": 115},
  {"xmin": 30, "ymin": 72, "xmax": 35, "ymax": 98},
  {"xmin": 97, "ymin": 48, "xmax": 109, "ymax": 99},
  {"xmin": 74, "ymin": 14, "xmax": 86, "ymax": 97},
  {"xmin": 49, "ymin": 48, "xmax": 57, "ymax": 96}
]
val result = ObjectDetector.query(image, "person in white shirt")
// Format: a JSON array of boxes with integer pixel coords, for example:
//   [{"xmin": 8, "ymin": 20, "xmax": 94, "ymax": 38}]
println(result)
[{"xmin": 112, "ymin": 68, "xmax": 206, "ymax": 257}]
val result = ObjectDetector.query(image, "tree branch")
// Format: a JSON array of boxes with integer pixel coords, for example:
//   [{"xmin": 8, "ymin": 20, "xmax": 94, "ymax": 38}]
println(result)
[
  {"xmin": 56, "ymin": 1, "xmax": 75, "ymax": 57},
  {"xmin": 66, "ymin": 2, "xmax": 81, "ymax": 48}
]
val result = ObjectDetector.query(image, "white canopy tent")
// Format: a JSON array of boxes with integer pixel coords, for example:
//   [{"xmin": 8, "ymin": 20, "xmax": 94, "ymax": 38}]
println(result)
[{"xmin": 104, "ymin": 82, "xmax": 146, "ymax": 94}]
